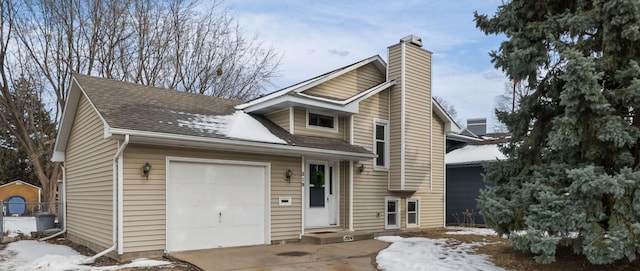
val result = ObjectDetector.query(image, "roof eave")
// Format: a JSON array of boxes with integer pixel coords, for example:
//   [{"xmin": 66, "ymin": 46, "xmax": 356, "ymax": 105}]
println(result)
[
  {"xmin": 108, "ymin": 128, "xmax": 375, "ymax": 160},
  {"xmin": 433, "ymin": 99, "xmax": 462, "ymax": 133}
]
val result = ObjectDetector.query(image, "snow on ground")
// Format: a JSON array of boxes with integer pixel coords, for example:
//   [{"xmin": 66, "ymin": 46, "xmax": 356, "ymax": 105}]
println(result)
[
  {"xmin": 376, "ymin": 236, "xmax": 505, "ymax": 271},
  {"xmin": 446, "ymin": 226, "xmax": 498, "ymax": 236},
  {"xmin": 3, "ymin": 216, "xmax": 36, "ymax": 237},
  {"xmin": 0, "ymin": 240, "xmax": 172, "ymax": 271}
]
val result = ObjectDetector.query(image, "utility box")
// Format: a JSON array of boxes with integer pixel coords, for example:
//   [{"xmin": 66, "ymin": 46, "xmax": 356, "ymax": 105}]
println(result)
[{"xmin": 36, "ymin": 212, "xmax": 55, "ymax": 232}]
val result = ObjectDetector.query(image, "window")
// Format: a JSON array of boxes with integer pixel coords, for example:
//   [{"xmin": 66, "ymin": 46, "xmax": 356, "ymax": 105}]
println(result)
[
  {"xmin": 307, "ymin": 111, "xmax": 337, "ymax": 131},
  {"xmin": 374, "ymin": 119, "xmax": 389, "ymax": 169},
  {"xmin": 385, "ymin": 197, "xmax": 400, "ymax": 229},
  {"xmin": 407, "ymin": 199, "xmax": 419, "ymax": 227}
]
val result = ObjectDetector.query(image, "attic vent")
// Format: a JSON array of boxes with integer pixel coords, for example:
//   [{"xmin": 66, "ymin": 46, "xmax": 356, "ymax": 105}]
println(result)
[{"xmin": 400, "ymin": 35, "xmax": 422, "ymax": 47}]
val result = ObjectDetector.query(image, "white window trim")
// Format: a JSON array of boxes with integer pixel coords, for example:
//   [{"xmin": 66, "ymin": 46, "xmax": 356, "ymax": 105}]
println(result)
[
  {"xmin": 406, "ymin": 198, "xmax": 420, "ymax": 228},
  {"xmin": 373, "ymin": 118, "xmax": 389, "ymax": 170},
  {"xmin": 385, "ymin": 196, "xmax": 400, "ymax": 229},
  {"xmin": 306, "ymin": 109, "xmax": 339, "ymax": 133}
]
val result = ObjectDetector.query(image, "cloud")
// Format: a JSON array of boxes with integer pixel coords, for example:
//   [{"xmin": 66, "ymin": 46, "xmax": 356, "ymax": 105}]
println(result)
[{"xmin": 328, "ymin": 49, "xmax": 349, "ymax": 57}]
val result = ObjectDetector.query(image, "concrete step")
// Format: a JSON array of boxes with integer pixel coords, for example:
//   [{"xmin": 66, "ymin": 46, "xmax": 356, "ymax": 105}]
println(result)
[{"xmin": 301, "ymin": 231, "xmax": 375, "ymax": 245}]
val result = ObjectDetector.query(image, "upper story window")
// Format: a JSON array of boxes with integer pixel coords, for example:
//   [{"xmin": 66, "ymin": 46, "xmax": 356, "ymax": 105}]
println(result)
[
  {"xmin": 307, "ymin": 111, "xmax": 338, "ymax": 132},
  {"xmin": 374, "ymin": 119, "xmax": 389, "ymax": 169}
]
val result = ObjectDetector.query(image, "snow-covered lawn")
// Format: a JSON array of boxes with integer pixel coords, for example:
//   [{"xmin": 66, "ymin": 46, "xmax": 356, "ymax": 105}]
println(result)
[
  {"xmin": 0, "ymin": 217, "xmax": 171, "ymax": 270},
  {"xmin": 3, "ymin": 216, "xmax": 37, "ymax": 237},
  {"xmin": 0, "ymin": 240, "xmax": 172, "ymax": 271},
  {"xmin": 376, "ymin": 227, "xmax": 505, "ymax": 271}
]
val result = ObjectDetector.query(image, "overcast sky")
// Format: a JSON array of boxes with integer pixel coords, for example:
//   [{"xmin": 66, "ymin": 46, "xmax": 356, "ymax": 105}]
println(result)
[{"xmin": 229, "ymin": 0, "xmax": 508, "ymax": 131}]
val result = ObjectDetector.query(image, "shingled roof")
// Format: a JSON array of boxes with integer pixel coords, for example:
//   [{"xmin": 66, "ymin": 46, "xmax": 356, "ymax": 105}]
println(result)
[{"xmin": 71, "ymin": 74, "xmax": 371, "ymax": 156}]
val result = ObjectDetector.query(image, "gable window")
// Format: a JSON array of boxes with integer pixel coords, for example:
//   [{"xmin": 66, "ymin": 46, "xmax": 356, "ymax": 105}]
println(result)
[
  {"xmin": 374, "ymin": 119, "xmax": 389, "ymax": 169},
  {"xmin": 307, "ymin": 111, "xmax": 338, "ymax": 131},
  {"xmin": 407, "ymin": 198, "xmax": 419, "ymax": 227},
  {"xmin": 385, "ymin": 196, "xmax": 400, "ymax": 229}
]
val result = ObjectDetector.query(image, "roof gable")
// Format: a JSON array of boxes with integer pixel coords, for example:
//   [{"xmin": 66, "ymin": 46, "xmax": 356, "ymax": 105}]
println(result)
[{"xmin": 237, "ymin": 55, "xmax": 387, "ymax": 114}]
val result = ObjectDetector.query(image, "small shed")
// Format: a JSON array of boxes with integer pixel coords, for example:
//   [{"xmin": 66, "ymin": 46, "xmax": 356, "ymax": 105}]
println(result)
[
  {"xmin": 445, "ymin": 143, "xmax": 505, "ymax": 225},
  {"xmin": 0, "ymin": 180, "xmax": 42, "ymax": 216}
]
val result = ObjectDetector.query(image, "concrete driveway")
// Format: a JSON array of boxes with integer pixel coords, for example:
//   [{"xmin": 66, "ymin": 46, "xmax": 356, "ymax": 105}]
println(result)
[{"xmin": 169, "ymin": 239, "xmax": 389, "ymax": 271}]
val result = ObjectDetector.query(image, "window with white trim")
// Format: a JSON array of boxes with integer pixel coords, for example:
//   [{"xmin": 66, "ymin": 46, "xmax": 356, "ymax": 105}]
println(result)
[
  {"xmin": 407, "ymin": 198, "xmax": 419, "ymax": 227},
  {"xmin": 307, "ymin": 111, "xmax": 338, "ymax": 131},
  {"xmin": 385, "ymin": 196, "xmax": 400, "ymax": 229},
  {"xmin": 374, "ymin": 119, "xmax": 389, "ymax": 169}
]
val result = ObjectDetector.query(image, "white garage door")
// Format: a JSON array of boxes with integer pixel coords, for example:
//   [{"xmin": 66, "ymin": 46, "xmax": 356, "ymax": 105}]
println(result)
[{"xmin": 166, "ymin": 159, "xmax": 269, "ymax": 252}]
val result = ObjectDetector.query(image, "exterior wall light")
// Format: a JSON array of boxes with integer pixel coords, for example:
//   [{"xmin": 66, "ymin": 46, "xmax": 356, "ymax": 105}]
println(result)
[
  {"xmin": 142, "ymin": 162, "xmax": 152, "ymax": 180},
  {"xmin": 358, "ymin": 164, "xmax": 365, "ymax": 173},
  {"xmin": 285, "ymin": 169, "xmax": 293, "ymax": 183}
]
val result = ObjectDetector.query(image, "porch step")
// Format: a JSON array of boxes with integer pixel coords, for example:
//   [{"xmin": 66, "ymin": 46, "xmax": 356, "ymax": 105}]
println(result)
[{"xmin": 301, "ymin": 231, "xmax": 375, "ymax": 245}]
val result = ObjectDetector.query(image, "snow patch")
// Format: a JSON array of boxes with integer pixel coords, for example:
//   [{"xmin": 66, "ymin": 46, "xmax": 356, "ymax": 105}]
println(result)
[
  {"xmin": 177, "ymin": 110, "xmax": 286, "ymax": 144},
  {"xmin": 0, "ymin": 240, "xmax": 171, "ymax": 271},
  {"xmin": 446, "ymin": 226, "xmax": 498, "ymax": 236},
  {"xmin": 446, "ymin": 144, "xmax": 506, "ymax": 164},
  {"xmin": 3, "ymin": 216, "xmax": 37, "ymax": 237},
  {"xmin": 376, "ymin": 236, "xmax": 505, "ymax": 271}
]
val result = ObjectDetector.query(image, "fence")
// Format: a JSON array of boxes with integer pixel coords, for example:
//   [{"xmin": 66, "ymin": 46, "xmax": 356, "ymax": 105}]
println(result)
[{"xmin": 0, "ymin": 201, "xmax": 61, "ymax": 237}]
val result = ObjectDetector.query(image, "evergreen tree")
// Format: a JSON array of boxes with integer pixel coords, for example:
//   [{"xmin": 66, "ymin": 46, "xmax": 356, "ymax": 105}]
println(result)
[{"xmin": 475, "ymin": 0, "xmax": 640, "ymax": 264}]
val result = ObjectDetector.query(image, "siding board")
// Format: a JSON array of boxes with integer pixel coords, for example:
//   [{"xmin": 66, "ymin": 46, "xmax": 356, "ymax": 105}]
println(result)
[{"xmin": 65, "ymin": 94, "xmax": 117, "ymax": 251}]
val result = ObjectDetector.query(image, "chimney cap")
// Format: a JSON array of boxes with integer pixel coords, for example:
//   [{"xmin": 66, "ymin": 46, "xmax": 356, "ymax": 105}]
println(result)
[{"xmin": 400, "ymin": 35, "xmax": 422, "ymax": 47}]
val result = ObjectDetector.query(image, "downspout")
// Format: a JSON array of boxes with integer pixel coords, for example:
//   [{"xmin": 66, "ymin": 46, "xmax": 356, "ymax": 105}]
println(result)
[
  {"xmin": 349, "ymin": 115, "xmax": 354, "ymax": 232},
  {"xmin": 442, "ymin": 132, "xmax": 447, "ymax": 227},
  {"xmin": 87, "ymin": 134, "xmax": 129, "ymax": 262},
  {"xmin": 349, "ymin": 160, "xmax": 354, "ymax": 232},
  {"xmin": 40, "ymin": 165, "xmax": 66, "ymax": 241},
  {"xmin": 300, "ymin": 156, "xmax": 305, "ymax": 239}
]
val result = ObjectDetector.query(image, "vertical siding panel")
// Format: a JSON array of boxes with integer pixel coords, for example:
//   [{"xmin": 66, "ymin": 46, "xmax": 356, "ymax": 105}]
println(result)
[
  {"xmin": 122, "ymin": 146, "xmax": 302, "ymax": 253},
  {"xmin": 414, "ymin": 115, "xmax": 445, "ymax": 228},
  {"xmin": 387, "ymin": 45, "xmax": 402, "ymax": 190},
  {"xmin": 403, "ymin": 45, "xmax": 432, "ymax": 191},
  {"xmin": 351, "ymin": 90, "xmax": 391, "ymax": 231},
  {"xmin": 66, "ymin": 95, "xmax": 117, "ymax": 251}
]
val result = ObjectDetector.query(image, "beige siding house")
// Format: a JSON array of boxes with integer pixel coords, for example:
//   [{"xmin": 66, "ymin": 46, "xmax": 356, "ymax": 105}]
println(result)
[{"xmin": 52, "ymin": 35, "xmax": 460, "ymax": 260}]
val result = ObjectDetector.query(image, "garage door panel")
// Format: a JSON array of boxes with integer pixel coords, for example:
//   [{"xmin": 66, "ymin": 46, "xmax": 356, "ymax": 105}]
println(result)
[{"xmin": 167, "ymin": 160, "xmax": 268, "ymax": 252}]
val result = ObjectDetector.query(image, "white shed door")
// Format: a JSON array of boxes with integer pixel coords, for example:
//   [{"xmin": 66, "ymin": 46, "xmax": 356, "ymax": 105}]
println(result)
[{"xmin": 167, "ymin": 160, "xmax": 268, "ymax": 252}]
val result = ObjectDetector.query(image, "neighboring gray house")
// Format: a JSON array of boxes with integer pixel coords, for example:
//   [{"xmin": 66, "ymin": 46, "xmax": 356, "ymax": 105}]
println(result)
[{"xmin": 445, "ymin": 119, "xmax": 507, "ymax": 225}]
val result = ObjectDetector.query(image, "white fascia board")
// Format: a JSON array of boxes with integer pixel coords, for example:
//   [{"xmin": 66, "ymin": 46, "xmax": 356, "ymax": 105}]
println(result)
[
  {"xmin": 108, "ymin": 128, "xmax": 375, "ymax": 160},
  {"xmin": 237, "ymin": 55, "xmax": 386, "ymax": 110},
  {"xmin": 51, "ymin": 78, "xmax": 82, "ymax": 162},
  {"xmin": 52, "ymin": 76, "xmax": 114, "ymax": 162},
  {"xmin": 243, "ymin": 95, "xmax": 359, "ymax": 114},
  {"xmin": 297, "ymin": 80, "xmax": 395, "ymax": 106},
  {"xmin": 432, "ymin": 99, "xmax": 462, "ymax": 133},
  {"xmin": 446, "ymin": 133, "xmax": 483, "ymax": 142}
]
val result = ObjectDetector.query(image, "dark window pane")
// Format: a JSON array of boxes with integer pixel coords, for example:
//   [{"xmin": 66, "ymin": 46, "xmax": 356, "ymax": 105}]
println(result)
[
  {"xmin": 309, "ymin": 113, "xmax": 334, "ymax": 128},
  {"xmin": 387, "ymin": 214, "xmax": 397, "ymax": 225},
  {"xmin": 408, "ymin": 201, "xmax": 416, "ymax": 212},
  {"xmin": 376, "ymin": 125, "xmax": 385, "ymax": 140},
  {"xmin": 408, "ymin": 213, "xmax": 417, "ymax": 224},
  {"xmin": 376, "ymin": 142, "xmax": 385, "ymax": 166},
  {"xmin": 387, "ymin": 201, "xmax": 396, "ymax": 212}
]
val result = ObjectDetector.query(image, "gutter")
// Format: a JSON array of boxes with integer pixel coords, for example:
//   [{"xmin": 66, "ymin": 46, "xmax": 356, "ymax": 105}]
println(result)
[
  {"xmin": 40, "ymin": 165, "xmax": 67, "ymax": 241},
  {"xmin": 87, "ymin": 134, "xmax": 129, "ymax": 263},
  {"xmin": 108, "ymin": 128, "xmax": 375, "ymax": 160}
]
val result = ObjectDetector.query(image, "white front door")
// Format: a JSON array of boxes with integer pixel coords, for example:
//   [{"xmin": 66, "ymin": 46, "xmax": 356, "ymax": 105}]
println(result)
[{"xmin": 305, "ymin": 160, "xmax": 339, "ymax": 227}]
